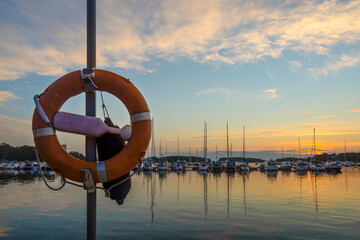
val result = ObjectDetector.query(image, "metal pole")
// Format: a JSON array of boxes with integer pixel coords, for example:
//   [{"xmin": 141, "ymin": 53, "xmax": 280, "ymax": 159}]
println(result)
[{"xmin": 86, "ymin": 0, "xmax": 96, "ymax": 239}]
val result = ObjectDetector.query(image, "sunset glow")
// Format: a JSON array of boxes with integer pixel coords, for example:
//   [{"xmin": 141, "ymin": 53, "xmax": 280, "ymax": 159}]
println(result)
[{"xmin": 0, "ymin": 0, "xmax": 359, "ymax": 158}]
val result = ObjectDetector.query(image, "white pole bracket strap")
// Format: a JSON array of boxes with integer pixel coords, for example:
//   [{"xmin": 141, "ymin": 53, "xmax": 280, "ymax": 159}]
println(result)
[
  {"xmin": 96, "ymin": 161, "xmax": 108, "ymax": 183},
  {"xmin": 130, "ymin": 112, "xmax": 151, "ymax": 124},
  {"xmin": 80, "ymin": 68, "xmax": 97, "ymax": 93},
  {"xmin": 33, "ymin": 95, "xmax": 53, "ymax": 128},
  {"xmin": 33, "ymin": 127, "xmax": 56, "ymax": 138}
]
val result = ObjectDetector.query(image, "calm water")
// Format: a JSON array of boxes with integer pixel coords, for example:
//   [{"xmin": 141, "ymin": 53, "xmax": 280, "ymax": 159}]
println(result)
[{"xmin": 1, "ymin": 168, "xmax": 360, "ymax": 239}]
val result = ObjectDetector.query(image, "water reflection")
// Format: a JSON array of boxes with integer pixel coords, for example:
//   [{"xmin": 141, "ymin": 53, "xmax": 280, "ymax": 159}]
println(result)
[
  {"xmin": 1, "ymin": 168, "xmax": 360, "ymax": 239},
  {"xmin": 266, "ymin": 171, "xmax": 278, "ymax": 179},
  {"xmin": 0, "ymin": 170, "xmax": 56, "ymax": 185},
  {"xmin": 202, "ymin": 173, "xmax": 208, "ymax": 219},
  {"xmin": 310, "ymin": 172, "xmax": 319, "ymax": 217},
  {"xmin": 226, "ymin": 171, "xmax": 235, "ymax": 221},
  {"xmin": 241, "ymin": 174, "xmax": 247, "ymax": 218}
]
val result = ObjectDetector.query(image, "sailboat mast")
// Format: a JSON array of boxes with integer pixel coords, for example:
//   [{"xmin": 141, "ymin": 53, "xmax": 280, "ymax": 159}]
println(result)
[
  {"xmin": 226, "ymin": 121, "xmax": 229, "ymax": 162},
  {"xmin": 344, "ymin": 140, "xmax": 347, "ymax": 161},
  {"xmin": 159, "ymin": 140, "xmax": 162, "ymax": 158},
  {"xmin": 203, "ymin": 121, "xmax": 208, "ymax": 161},
  {"xmin": 151, "ymin": 117, "xmax": 156, "ymax": 159},
  {"xmin": 298, "ymin": 137, "xmax": 301, "ymax": 159},
  {"xmin": 177, "ymin": 136, "xmax": 179, "ymax": 161},
  {"xmin": 189, "ymin": 146, "xmax": 192, "ymax": 162},
  {"xmin": 216, "ymin": 145, "xmax": 218, "ymax": 161},
  {"xmin": 313, "ymin": 128, "xmax": 316, "ymax": 159},
  {"xmin": 243, "ymin": 126, "xmax": 245, "ymax": 160}
]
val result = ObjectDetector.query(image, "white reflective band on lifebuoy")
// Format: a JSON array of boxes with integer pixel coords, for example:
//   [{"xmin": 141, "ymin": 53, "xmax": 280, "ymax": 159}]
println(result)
[
  {"xmin": 96, "ymin": 161, "xmax": 108, "ymax": 183},
  {"xmin": 130, "ymin": 112, "xmax": 151, "ymax": 124},
  {"xmin": 33, "ymin": 127, "xmax": 56, "ymax": 138}
]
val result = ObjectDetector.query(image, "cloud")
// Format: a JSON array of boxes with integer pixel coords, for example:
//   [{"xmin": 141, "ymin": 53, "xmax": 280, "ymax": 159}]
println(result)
[
  {"xmin": 196, "ymin": 87, "xmax": 235, "ymax": 97},
  {"xmin": 0, "ymin": 114, "xmax": 32, "ymax": 136},
  {"xmin": 259, "ymin": 88, "xmax": 278, "ymax": 100},
  {"xmin": 309, "ymin": 54, "xmax": 359, "ymax": 77},
  {"xmin": 301, "ymin": 110, "xmax": 317, "ymax": 114},
  {"xmin": 1, "ymin": 0, "xmax": 360, "ymax": 80},
  {"xmin": 313, "ymin": 115, "xmax": 336, "ymax": 119},
  {"xmin": 0, "ymin": 91, "xmax": 20, "ymax": 106},
  {"xmin": 349, "ymin": 108, "xmax": 360, "ymax": 113}
]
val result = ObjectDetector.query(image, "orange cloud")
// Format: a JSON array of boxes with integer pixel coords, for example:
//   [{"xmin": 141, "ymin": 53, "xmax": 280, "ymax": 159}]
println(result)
[
  {"xmin": 313, "ymin": 115, "xmax": 335, "ymax": 119},
  {"xmin": 349, "ymin": 108, "xmax": 360, "ymax": 112}
]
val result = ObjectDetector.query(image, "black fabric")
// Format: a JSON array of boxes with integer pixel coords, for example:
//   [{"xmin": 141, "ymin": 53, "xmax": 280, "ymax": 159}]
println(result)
[{"xmin": 96, "ymin": 117, "xmax": 131, "ymax": 205}]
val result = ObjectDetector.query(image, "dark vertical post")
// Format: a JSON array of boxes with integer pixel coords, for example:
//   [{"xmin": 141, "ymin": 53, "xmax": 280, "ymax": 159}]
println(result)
[{"xmin": 86, "ymin": 0, "xmax": 96, "ymax": 239}]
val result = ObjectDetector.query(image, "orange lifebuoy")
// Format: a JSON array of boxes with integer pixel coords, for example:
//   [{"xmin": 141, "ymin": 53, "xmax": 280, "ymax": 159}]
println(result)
[{"xmin": 32, "ymin": 69, "xmax": 151, "ymax": 183}]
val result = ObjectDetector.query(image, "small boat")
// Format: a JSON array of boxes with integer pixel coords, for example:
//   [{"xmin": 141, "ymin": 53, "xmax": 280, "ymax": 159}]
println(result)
[
  {"xmin": 198, "ymin": 161, "xmax": 209, "ymax": 171},
  {"xmin": 211, "ymin": 161, "xmax": 223, "ymax": 171},
  {"xmin": 157, "ymin": 160, "xmax": 168, "ymax": 171},
  {"xmin": 325, "ymin": 161, "xmax": 342, "ymax": 172},
  {"xmin": 174, "ymin": 160, "xmax": 182, "ymax": 171},
  {"xmin": 225, "ymin": 160, "xmax": 236, "ymax": 171},
  {"xmin": 32, "ymin": 162, "xmax": 40, "ymax": 170},
  {"xmin": 239, "ymin": 161, "xmax": 249, "ymax": 171},
  {"xmin": 309, "ymin": 161, "xmax": 325, "ymax": 171},
  {"xmin": 186, "ymin": 161, "xmax": 194, "ymax": 170},
  {"xmin": 7, "ymin": 162, "xmax": 19, "ymax": 170},
  {"xmin": 18, "ymin": 162, "xmax": 26, "ymax": 170},
  {"xmin": 294, "ymin": 160, "xmax": 307, "ymax": 171},
  {"xmin": 24, "ymin": 161, "xmax": 33, "ymax": 170},
  {"xmin": 279, "ymin": 161, "xmax": 292, "ymax": 171},
  {"xmin": 142, "ymin": 160, "xmax": 154, "ymax": 171},
  {"xmin": 343, "ymin": 161, "xmax": 352, "ymax": 167},
  {"xmin": 265, "ymin": 159, "xmax": 278, "ymax": 171}
]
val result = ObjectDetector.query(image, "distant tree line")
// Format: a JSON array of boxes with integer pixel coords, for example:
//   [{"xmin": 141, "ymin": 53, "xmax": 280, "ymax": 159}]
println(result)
[
  {"xmin": 1, "ymin": 142, "xmax": 359, "ymax": 163},
  {"xmin": 0, "ymin": 142, "xmax": 85, "ymax": 161},
  {"xmin": 275, "ymin": 152, "xmax": 360, "ymax": 162}
]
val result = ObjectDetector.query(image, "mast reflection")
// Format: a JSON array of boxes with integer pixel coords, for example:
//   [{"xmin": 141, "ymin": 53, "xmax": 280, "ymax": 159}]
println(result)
[
  {"xmin": 226, "ymin": 171, "xmax": 235, "ymax": 221},
  {"xmin": 201, "ymin": 172, "xmax": 208, "ymax": 219}
]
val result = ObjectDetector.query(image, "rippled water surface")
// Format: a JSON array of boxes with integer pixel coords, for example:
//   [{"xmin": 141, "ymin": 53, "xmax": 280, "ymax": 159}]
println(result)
[{"xmin": 1, "ymin": 168, "xmax": 360, "ymax": 239}]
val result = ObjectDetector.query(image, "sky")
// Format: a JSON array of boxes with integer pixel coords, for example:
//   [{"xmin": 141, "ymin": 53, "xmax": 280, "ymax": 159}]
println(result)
[{"xmin": 0, "ymin": 0, "xmax": 359, "ymax": 160}]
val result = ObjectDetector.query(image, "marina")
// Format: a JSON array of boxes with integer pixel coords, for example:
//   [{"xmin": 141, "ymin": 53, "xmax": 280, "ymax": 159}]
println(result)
[{"xmin": 0, "ymin": 0, "xmax": 360, "ymax": 239}]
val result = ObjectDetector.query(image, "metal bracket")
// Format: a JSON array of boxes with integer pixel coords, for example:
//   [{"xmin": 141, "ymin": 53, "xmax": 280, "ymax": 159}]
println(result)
[
  {"xmin": 82, "ymin": 169, "xmax": 96, "ymax": 193},
  {"xmin": 81, "ymin": 68, "xmax": 97, "ymax": 93}
]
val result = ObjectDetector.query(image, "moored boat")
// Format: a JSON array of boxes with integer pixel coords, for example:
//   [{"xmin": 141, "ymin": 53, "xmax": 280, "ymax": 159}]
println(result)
[{"xmin": 265, "ymin": 159, "xmax": 278, "ymax": 171}]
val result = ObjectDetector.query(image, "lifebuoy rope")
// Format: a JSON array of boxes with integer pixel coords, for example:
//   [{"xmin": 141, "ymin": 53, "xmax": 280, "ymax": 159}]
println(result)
[{"xmin": 35, "ymin": 147, "xmax": 143, "ymax": 198}]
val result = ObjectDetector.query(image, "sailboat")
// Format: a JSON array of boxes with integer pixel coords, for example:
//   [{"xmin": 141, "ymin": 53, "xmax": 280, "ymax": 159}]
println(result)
[
  {"xmin": 175, "ymin": 136, "xmax": 182, "ymax": 171},
  {"xmin": 198, "ymin": 122, "xmax": 209, "ymax": 172},
  {"xmin": 186, "ymin": 147, "xmax": 194, "ymax": 170},
  {"xmin": 157, "ymin": 140, "xmax": 168, "ymax": 171},
  {"xmin": 225, "ymin": 122, "xmax": 236, "ymax": 171},
  {"xmin": 279, "ymin": 146, "xmax": 292, "ymax": 171},
  {"xmin": 295, "ymin": 138, "xmax": 307, "ymax": 172},
  {"xmin": 143, "ymin": 117, "xmax": 155, "ymax": 171},
  {"xmin": 343, "ymin": 141, "xmax": 351, "ymax": 167},
  {"xmin": 212, "ymin": 145, "xmax": 223, "ymax": 171},
  {"xmin": 238, "ymin": 126, "xmax": 249, "ymax": 172},
  {"xmin": 309, "ymin": 128, "xmax": 325, "ymax": 171}
]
